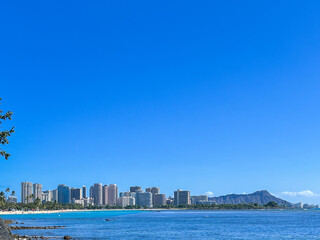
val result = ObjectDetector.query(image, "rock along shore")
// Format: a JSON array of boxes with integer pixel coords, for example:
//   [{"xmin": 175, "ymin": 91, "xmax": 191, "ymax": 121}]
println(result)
[
  {"xmin": 0, "ymin": 218, "xmax": 14, "ymax": 240},
  {"xmin": 0, "ymin": 218, "xmax": 71, "ymax": 240}
]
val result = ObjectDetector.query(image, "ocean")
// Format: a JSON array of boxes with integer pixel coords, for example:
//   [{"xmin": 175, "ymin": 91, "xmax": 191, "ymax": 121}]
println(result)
[{"xmin": 2, "ymin": 210, "xmax": 320, "ymax": 239}]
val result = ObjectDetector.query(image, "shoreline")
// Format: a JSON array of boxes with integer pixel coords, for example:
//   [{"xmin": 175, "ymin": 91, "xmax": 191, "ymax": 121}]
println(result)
[
  {"xmin": 0, "ymin": 208, "xmax": 167, "ymax": 215},
  {"xmin": 0, "ymin": 208, "xmax": 311, "ymax": 216}
]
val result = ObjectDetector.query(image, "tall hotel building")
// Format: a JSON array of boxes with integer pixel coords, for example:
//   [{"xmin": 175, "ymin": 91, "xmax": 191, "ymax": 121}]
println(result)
[
  {"xmin": 71, "ymin": 188, "xmax": 82, "ymax": 200},
  {"xmin": 146, "ymin": 187, "xmax": 160, "ymax": 206},
  {"xmin": 154, "ymin": 193, "xmax": 166, "ymax": 207},
  {"xmin": 118, "ymin": 196, "xmax": 135, "ymax": 207},
  {"xmin": 174, "ymin": 189, "xmax": 190, "ymax": 206},
  {"xmin": 33, "ymin": 183, "xmax": 42, "ymax": 201},
  {"xmin": 42, "ymin": 190, "xmax": 53, "ymax": 202},
  {"xmin": 136, "ymin": 191, "xmax": 152, "ymax": 208},
  {"xmin": 53, "ymin": 189, "xmax": 58, "ymax": 202},
  {"xmin": 21, "ymin": 182, "xmax": 33, "ymax": 203},
  {"xmin": 102, "ymin": 185, "xmax": 108, "ymax": 205},
  {"xmin": 108, "ymin": 184, "xmax": 118, "ymax": 206},
  {"xmin": 82, "ymin": 185, "xmax": 87, "ymax": 198},
  {"xmin": 58, "ymin": 184, "xmax": 71, "ymax": 204},
  {"xmin": 90, "ymin": 183, "xmax": 103, "ymax": 206}
]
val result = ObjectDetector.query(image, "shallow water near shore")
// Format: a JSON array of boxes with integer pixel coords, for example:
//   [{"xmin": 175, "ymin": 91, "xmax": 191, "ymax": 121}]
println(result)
[{"xmin": 2, "ymin": 210, "xmax": 320, "ymax": 239}]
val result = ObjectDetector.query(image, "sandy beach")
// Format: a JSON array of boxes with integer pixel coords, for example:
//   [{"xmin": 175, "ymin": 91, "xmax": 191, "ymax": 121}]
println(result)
[
  {"xmin": 0, "ymin": 209, "xmax": 83, "ymax": 215},
  {"xmin": 0, "ymin": 208, "xmax": 170, "ymax": 215}
]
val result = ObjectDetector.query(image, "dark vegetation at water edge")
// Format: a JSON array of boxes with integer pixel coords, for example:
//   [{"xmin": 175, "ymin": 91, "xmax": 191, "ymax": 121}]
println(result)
[
  {"xmin": 0, "ymin": 98, "xmax": 14, "ymax": 160},
  {"xmin": 166, "ymin": 201, "xmax": 282, "ymax": 209},
  {"xmin": 0, "ymin": 201, "xmax": 85, "ymax": 211},
  {"xmin": 136, "ymin": 201, "xmax": 283, "ymax": 209},
  {"xmin": 0, "ymin": 200, "xmax": 287, "ymax": 211},
  {"xmin": 152, "ymin": 202, "xmax": 281, "ymax": 209}
]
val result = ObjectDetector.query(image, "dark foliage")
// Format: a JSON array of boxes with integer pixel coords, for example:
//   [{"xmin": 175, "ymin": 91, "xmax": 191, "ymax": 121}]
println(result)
[{"xmin": 0, "ymin": 98, "xmax": 14, "ymax": 160}]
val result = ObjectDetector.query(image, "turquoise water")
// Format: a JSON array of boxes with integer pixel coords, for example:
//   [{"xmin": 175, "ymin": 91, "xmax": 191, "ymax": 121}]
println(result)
[{"xmin": 2, "ymin": 210, "xmax": 320, "ymax": 239}]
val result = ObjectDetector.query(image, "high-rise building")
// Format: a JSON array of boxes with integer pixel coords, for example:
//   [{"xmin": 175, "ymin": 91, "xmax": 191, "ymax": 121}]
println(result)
[
  {"xmin": 83, "ymin": 185, "xmax": 87, "ymax": 199},
  {"xmin": 130, "ymin": 186, "xmax": 141, "ymax": 192},
  {"xmin": 33, "ymin": 183, "xmax": 42, "ymax": 201},
  {"xmin": 166, "ymin": 197, "xmax": 174, "ymax": 205},
  {"xmin": 102, "ymin": 185, "xmax": 108, "ymax": 205},
  {"xmin": 146, "ymin": 187, "xmax": 160, "ymax": 206},
  {"xmin": 71, "ymin": 188, "xmax": 82, "ymax": 200},
  {"xmin": 21, "ymin": 182, "xmax": 33, "ymax": 203},
  {"xmin": 118, "ymin": 196, "xmax": 135, "ymax": 207},
  {"xmin": 108, "ymin": 184, "xmax": 118, "ymax": 206},
  {"xmin": 136, "ymin": 192, "xmax": 152, "ymax": 208},
  {"xmin": 174, "ymin": 189, "xmax": 190, "ymax": 206},
  {"xmin": 90, "ymin": 183, "xmax": 103, "ymax": 206},
  {"xmin": 130, "ymin": 191, "xmax": 137, "ymax": 200},
  {"xmin": 119, "ymin": 191, "xmax": 131, "ymax": 198},
  {"xmin": 53, "ymin": 189, "xmax": 58, "ymax": 202},
  {"xmin": 58, "ymin": 184, "xmax": 71, "ymax": 204},
  {"xmin": 190, "ymin": 195, "xmax": 208, "ymax": 205},
  {"xmin": 154, "ymin": 193, "xmax": 166, "ymax": 207},
  {"xmin": 42, "ymin": 190, "xmax": 53, "ymax": 202}
]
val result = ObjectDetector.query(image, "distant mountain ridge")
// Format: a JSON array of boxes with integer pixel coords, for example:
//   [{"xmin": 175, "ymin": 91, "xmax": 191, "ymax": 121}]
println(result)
[{"xmin": 209, "ymin": 190, "xmax": 291, "ymax": 206}]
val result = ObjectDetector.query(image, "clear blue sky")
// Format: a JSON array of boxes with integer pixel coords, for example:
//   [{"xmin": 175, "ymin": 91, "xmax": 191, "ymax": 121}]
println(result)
[{"xmin": 1, "ymin": 1, "xmax": 320, "ymax": 204}]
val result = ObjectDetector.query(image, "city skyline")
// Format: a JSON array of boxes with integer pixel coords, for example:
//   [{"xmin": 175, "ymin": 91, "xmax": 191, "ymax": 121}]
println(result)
[
  {"xmin": 12, "ymin": 181, "xmax": 316, "ymax": 210},
  {"xmin": 5, "ymin": 180, "xmax": 317, "ymax": 207},
  {"xmin": 19, "ymin": 181, "xmax": 177, "ymax": 208}
]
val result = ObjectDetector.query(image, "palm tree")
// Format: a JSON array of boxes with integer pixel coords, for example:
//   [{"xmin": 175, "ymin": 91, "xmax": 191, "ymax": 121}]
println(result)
[
  {"xmin": 5, "ymin": 188, "xmax": 10, "ymax": 199},
  {"xmin": 0, "ymin": 191, "xmax": 5, "ymax": 208},
  {"xmin": 34, "ymin": 198, "xmax": 42, "ymax": 210},
  {"xmin": 25, "ymin": 194, "xmax": 34, "ymax": 204},
  {"xmin": 0, "ymin": 98, "xmax": 14, "ymax": 160}
]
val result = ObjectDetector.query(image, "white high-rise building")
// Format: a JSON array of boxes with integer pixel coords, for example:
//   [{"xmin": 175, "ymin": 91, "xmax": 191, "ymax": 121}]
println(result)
[
  {"xmin": 154, "ymin": 193, "xmax": 166, "ymax": 207},
  {"xmin": 118, "ymin": 196, "xmax": 135, "ymax": 207},
  {"xmin": 33, "ymin": 183, "xmax": 43, "ymax": 201},
  {"xmin": 174, "ymin": 189, "xmax": 190, "ymax": 206},
  {"xmin": 53, "ymin": 189, "xmax": 58, "ymax": 202},
  {"xmin": 108, "ymin": 184, "xmax": 118, "ymax": 206},
  {"xmin": 90, "ymin": 183, "xmax": 103, "ymax": 206},
  {"xmin": 21, "ymin": 182, "xmax": 33, "ymax": 203},
  {"xmin": 102, "ymin": 185, "xmax": 108, "ymax": 205},
  {"xmin": 136, "ymin": 191, "xmax": 152, "ymax": 208},
  {"xmin": 42, "ymin": 190, "xmax": 53, "ymax": 202},
  {"xmin": 146, "ymin": 187, "xmax": 160, "ymax": 206}
]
